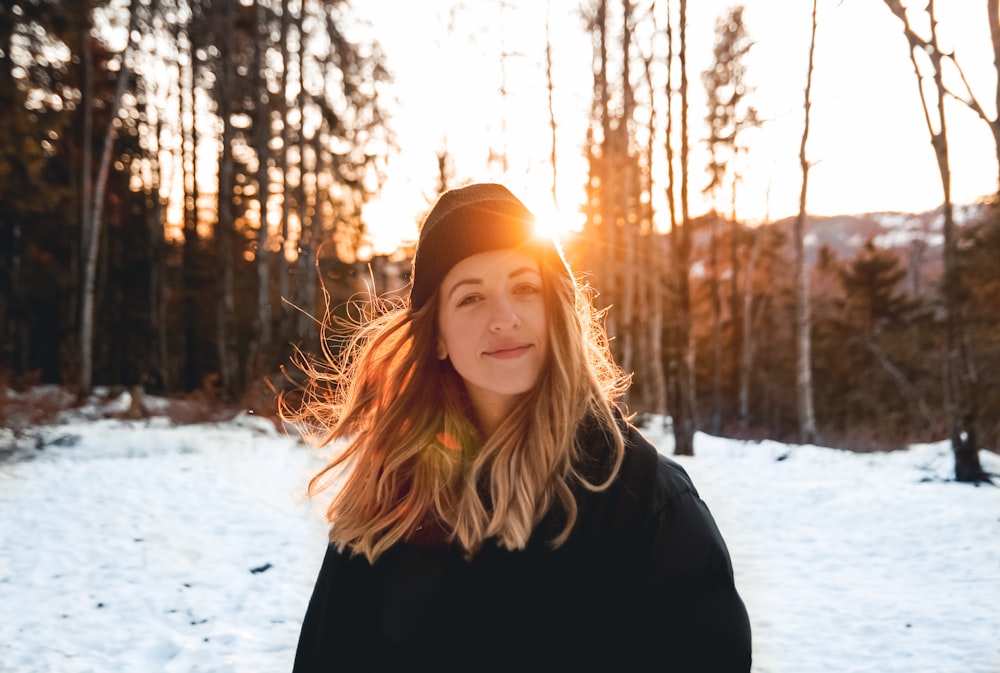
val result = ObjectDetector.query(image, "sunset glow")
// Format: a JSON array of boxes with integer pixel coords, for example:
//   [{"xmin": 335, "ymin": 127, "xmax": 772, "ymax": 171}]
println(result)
[{"xmin": 355, "ymin": 0, "xmax": 997, "ymax": 253}]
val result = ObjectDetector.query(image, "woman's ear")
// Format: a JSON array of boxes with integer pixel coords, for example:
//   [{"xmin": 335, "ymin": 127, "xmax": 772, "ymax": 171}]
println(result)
[{"xmin": 436, "ymin": 338, "xmax": 448, "ymax": 360}]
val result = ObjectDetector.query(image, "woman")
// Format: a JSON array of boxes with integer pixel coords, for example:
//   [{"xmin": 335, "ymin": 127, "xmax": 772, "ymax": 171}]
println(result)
[{"xmin": 285, "ymin": 183, "xmax": 751, "ymax": 672}]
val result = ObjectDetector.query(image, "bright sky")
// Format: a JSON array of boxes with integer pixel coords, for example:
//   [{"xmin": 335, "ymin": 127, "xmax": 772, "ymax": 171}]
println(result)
[
  {"xmin": 1, "ymin": 388, "xmax": 998, "ymax": 671},
  {"xmin": 355, "ymin": 0, "xmax": 997, "ymax": 254}
]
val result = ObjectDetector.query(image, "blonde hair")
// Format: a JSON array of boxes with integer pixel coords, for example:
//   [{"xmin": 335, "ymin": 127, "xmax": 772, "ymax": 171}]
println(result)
[{"xmin": 281, "ymin": 245, "xmax": 629, "ymax": 563}]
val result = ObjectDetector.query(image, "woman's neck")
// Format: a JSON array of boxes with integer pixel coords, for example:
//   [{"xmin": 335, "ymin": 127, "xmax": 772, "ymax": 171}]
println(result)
[{"xmin": 469, "ymin": 394, "xmax": 520, "ymax": 438}]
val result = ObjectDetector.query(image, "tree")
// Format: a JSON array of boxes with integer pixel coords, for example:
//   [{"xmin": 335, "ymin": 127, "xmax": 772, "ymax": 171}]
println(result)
[
  {"xmin": 577, "ymin": 0, "xmax": 665, "ymax": 411},
  {"xmin": 882, "ymin": 0, "xmax": 990, "ymax": 482},
  {"xmin": 250, "ymin": 0, "xmax": 275, "ymax": 380},
  {"xmin": 0, "ymin": 0, "xmax": 75, "ymax": 377},
  {"xmin": 640, "ymin": 0, "xmax": 667, "ymax": 418},
  {"xmin": 737, "ymin": 221, "xmax": 768, "ymax": 429},
  {"xmin": 545, "ymin": 0, "xmax": 559, "ymax": 208},
  {"xmin": 583, "ymin": 0, "xmax": 617, "ymax": 337},
  {"xmin": 0, "ymin": 0, "xmax": 391, "ymax": 404},
  {"xmin": 942, "ymin": 0, "xmax": 1000, "ymax": 201},
  {"xmin": 840, "ymin": 241, "xmax": 933, "ymax": 436},
  {"xmin": 670, "ymin": 0, "xmax": 697, "ymax": 455},
  {"xmin": 701, "ymin": 4, "xmax": 758, "ymax": 433},
  {"xmin": 616, "ymin": 0, "xmax": 637, "ymax": 380},
  {"xmin": 956, "ymin": 208, "xmax": 1000, "ymax": 449},
  {"xmin": 80, "ymin": 0, "xmax": 138, "ymax": 396},
  {"xmin": 792, "ymin": 0, "xmax": 819, "ymax": 444}
]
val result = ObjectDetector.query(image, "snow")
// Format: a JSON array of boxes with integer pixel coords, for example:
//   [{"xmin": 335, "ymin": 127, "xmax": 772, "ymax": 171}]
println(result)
[{"xmin": 2, "ymin": 391, "xmax": 999, "ymax": 673}]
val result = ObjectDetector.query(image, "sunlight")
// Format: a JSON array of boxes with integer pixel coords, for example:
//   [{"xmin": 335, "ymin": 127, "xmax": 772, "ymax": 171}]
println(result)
[
  {"xmin": 530, "ymin": 199, "xmax": 583, "ymax": 244},
  {"xmin": 363, "ymin": 194, "xmax": 421, "ymax": 256},
  {"xmin": 350, "ymin": 0, "xmax": 996, "ymax": 255}
]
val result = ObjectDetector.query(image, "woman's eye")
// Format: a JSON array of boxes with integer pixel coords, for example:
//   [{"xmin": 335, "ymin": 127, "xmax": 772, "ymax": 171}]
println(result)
[
  {"xmin": 514, "ymin": 283, "xmax": 541, "ymax": 296},
  {"xmin": 456, "ymin": 294, "xmax": 481, "ymax": 307}
]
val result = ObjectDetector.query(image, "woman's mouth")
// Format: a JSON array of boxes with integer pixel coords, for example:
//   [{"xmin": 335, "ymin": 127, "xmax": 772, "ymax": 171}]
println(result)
[{"xmin": 484, "ymin": 343, "xmax": 533, "ymax": 359}]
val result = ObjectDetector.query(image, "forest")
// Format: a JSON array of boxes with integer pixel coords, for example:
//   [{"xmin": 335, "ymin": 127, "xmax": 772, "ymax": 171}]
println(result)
[{"xmin": 1, "ymin": 0, "xmax": 998, "ymax": 482}]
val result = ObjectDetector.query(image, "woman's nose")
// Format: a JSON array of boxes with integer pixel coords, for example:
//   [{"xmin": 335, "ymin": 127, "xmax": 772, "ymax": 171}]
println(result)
[{"xmin": 489, "ymin": 295, "xmax": 521, "ymax": 331}]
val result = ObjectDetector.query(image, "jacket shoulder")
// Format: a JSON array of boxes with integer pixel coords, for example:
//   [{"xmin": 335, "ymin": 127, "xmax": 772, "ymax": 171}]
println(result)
[{"xmin": 617, "ymin": 421, "xmax": 700, "ymax": 510}]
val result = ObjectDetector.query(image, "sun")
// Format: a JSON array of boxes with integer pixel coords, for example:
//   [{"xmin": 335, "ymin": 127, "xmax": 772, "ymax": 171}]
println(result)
[{"xmin": 528, "ymin": 197, "xmax": 585, "ymax": 244}]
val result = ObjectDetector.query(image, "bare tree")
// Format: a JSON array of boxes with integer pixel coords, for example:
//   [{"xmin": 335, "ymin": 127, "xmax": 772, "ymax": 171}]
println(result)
[
  {"xmin": 702, "ymin": 7, "xmax": 755, "ymax": 433},
  {"xmin": 701, "ymin": 4, "xmax": 760, "ymax": 433},
  {"xmin": 793, "ymin": 0, "xmax": 819, "ymax": 444},
  {"xmin": 212, "ymin": 0, "xmax": 239, "ymax": 399},
  {"xmin": 80, "ymin": 15, "xmax": 93, "ymax": 377},
  {"xmin": 618, "ymin": 0, "xmax": 637, "ymax": 379},
  {"xmin": 492, "ymin": 0, "xmax": 514, "ymax": 177},
  {"xmin": 641, "ymin": 1, "xmax": 667, "ymax": 418},
  {"xmin": 142, "ymin": 0, "xmax": 170, "ymax": 391},
  {"xmin": 545, "ymin": 0, "xmax": 559, "ymax": 208},
  {"xmin": 80, "ymin": 1, "xmax": 138, "ymax": 396},
  {"xmin": 179, "ymin": 2, "xmax": 202, "ymax": 391},
  {"xmin": 941, "ymin": 0, "xmax": 1000, "ymax": 201},
  {"xmin": 882, "ymin": 0, "xmax": 989, "ymax": 482},
  {"xmin": 580, "ymin": 0, "xmax": 649, "ymax": 396},
  {"xmin": 278, "ymin": 0, "xmax": 293, "ymax": 346},
  {"xmin": 671, "ymin": 0, "xmax": 697, "ymax": 455},
  {"xmin": 594, "ymin": 0, "xmax": 616, "ymax": 336},
  {"xmin": 294, "ymin": 5, "xmax": 311, "ymax": 343},
  {"xmin": 251, "ymin": 0, "xmax": 274, "ymax": 379}
]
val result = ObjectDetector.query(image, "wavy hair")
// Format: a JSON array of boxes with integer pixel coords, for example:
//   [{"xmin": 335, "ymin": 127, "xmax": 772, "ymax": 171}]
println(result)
[{"xmin": 281, "ymin": 241, "xmax": 629, "ymax": 563}]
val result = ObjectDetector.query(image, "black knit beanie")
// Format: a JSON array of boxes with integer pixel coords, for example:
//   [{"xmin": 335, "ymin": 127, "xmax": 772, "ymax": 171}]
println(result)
[{"xmin": 408, "ymin": 183, "xmax": 571, "ymax": 311}]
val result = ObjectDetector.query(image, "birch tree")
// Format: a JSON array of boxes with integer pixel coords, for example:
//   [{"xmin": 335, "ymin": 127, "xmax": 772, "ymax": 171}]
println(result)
[
  {"xmin": 80, "ymin": 1, "xmax": 138, "ymax": 396},
  {"xmin": 793, "ymin": 0, "xmax": 819, "ymax": 443}
]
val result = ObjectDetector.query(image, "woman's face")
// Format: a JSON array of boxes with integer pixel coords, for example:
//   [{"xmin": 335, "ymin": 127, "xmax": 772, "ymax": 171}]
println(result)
[{"xmin": 437, "ymin": 248, "xmax": 548, "ymax": 430}]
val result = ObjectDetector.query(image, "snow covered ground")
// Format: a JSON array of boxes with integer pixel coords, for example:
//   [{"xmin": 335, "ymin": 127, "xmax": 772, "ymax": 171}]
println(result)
[{"xmin": 1, "ymin": 388, "xmax": 998, "ymax": 672}]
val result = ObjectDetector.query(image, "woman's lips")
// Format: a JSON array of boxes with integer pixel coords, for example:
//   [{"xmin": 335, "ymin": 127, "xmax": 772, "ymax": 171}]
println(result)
[{"xmin": 484, "ymin": 343, "xmax": 533, "ymax": 359}]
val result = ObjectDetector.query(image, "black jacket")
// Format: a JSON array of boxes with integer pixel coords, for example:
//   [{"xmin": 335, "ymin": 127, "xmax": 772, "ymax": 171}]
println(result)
[{"xmin": 292, "ymin": 418, "xmax": 751, "ymax": 672}]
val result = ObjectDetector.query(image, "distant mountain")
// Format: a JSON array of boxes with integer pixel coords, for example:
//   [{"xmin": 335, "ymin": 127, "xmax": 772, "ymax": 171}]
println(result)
[
  {"xmin": 772, "ymin": 203, "xmax": 987, "ymax": 266},
  {"xmin": 754, "ymin": 204, "xmax": 987, "ymax": 300}
]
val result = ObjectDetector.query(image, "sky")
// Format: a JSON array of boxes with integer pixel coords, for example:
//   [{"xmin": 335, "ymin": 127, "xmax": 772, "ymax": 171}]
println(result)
[
  {"xmin": 1, "ymin": 387, "xmax": 999, "ymax": 672},
  {"xmin": 353, "ymin": 0, "xmax": 998, "ymax": 253}
]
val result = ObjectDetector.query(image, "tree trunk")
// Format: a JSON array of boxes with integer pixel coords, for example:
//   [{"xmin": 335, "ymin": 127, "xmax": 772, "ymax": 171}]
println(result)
[
  {"xmin": 277, "ymin": 0, "xmax": 293, "ymax": 347},
  {"xmin": 673, "ymin": 0, "xmax": 696, "ymax": 456},
  {"xmin": 597, "ymin": 0, "xmax": 618, "ymax": 342},
  {"xmin": 181, "ymin": 16, "xmax": 200, "ymax": 391},
  {"xmin": 729, "ymin": 182, "xmax": 742, "ymax": 429},
  {"xmin": 709, "ymin": 212, "xmax": 722, "ymax": 434},
  {"xmin": 79, "ymin": 24, "xmax": 93, "ymax": 379},
  {"xmin": 991, "ymin": 0, "xmax": 1000, "ymax": 201},
  {"xmin": 642, "ymin": 28, "xmax": 667, "ymax": 418},
  {"xmin": 295, "ymin": 16, "xmax": 313, "ymax": 343},
  {"xmin": 619, "ymin": 0, "xmax": 636, "ymax": 384},
  {"xmin": 148, "ymin": 110, "xmax": 169, "ymax": 391},
  {"xmin": 80, "ymin": 2, "xmax": 136, "ymax": 396},
  {"xmin": 649, "ymin": 235, "xmax": 668, "ymax": 417},
  {"xmin": 214, "ymin": 0, "xmax": 239, "ymax": 400},
  {"xmin": 793, "ymin": 0, "xmax": 819, "ymax": 444},
  {"xmin": 738, "ymin": 227, "xmax": 761, "ymax": 428},
  {"xmin": 545, "ymin": 1, "xmax": 558, "ymax": 209},
  {"xmin": 252, "ymin": 0, "xmax": 273, "ymax": 380}
]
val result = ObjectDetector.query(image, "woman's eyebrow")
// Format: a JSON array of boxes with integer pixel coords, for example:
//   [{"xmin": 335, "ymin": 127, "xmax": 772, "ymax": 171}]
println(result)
[
  {"xmin": 446, "ymin": 277, "xmax": 483, "ymax": 299},
  {"xmin": 446, "ymin": 267, "xmax": 540, "ymax": 300},
  {"xmin": 508, "ymin": 266, "xmax": 540, "ymax": 279}
]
